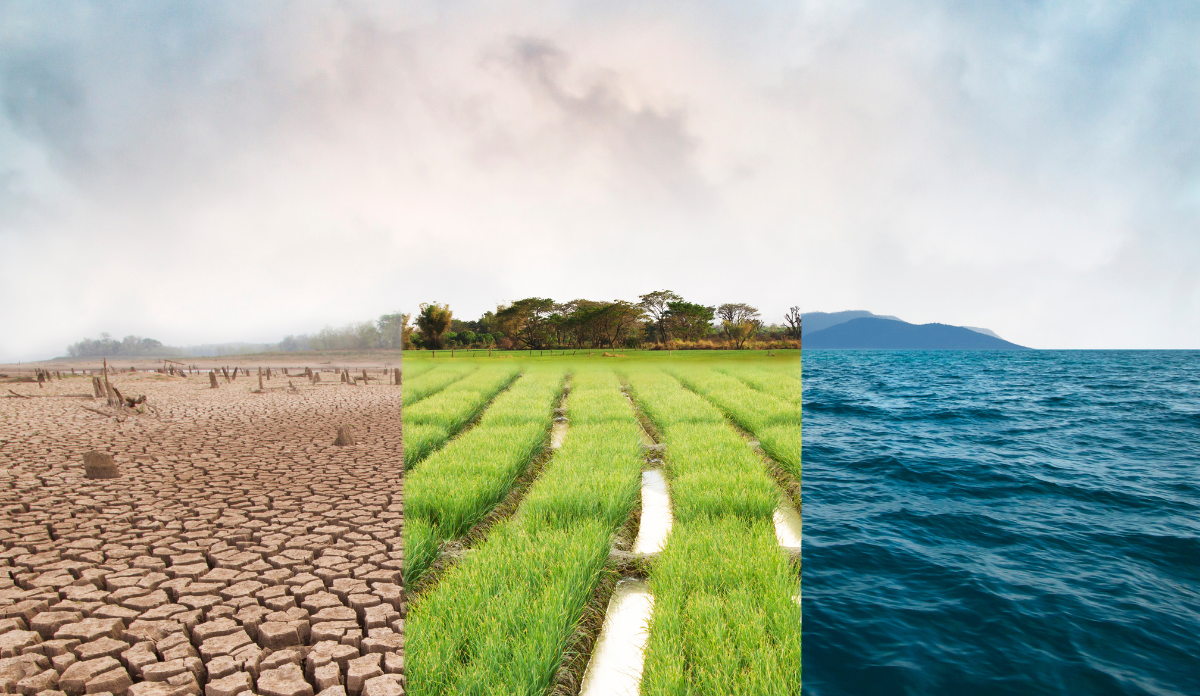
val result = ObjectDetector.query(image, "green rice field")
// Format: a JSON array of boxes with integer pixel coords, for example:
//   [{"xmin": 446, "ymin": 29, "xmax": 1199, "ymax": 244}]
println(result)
[{"xmin": 402, "ymin": 351, "xmax": 801, "ymax": 695}]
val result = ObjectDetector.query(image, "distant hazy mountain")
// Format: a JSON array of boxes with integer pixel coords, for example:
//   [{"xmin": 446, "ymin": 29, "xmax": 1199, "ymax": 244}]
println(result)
[
  {"xmin": 802, "ymin": 310, "xmax": 904, "ymax": 334},
  {"xmin": 962, "ymin": 326, "xmax": 1001, "ymax": 339},
  {"xmin": 804, "ymin": 318, "xmax": 1028, "ymax": 350}
]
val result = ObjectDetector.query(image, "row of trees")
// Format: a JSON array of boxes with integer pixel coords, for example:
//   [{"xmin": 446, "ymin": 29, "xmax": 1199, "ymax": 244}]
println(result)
[
  {"xmin": 411, "ymin": 292, "xmax": 801, "ymax": 350},
  {"xmin": 65, "ymin": 298, "xmax": 799, "ymax": 357},
  {"xmin": 67, "ymin": 334, "xmax": 181, "ymax": 357},
  {"xmin": 278, "ymin": 313, "xmax": 411, "ymax": 352},
  {"xmin": 67, "ymin": 314, "xmax": 415, "ymax": 358}
]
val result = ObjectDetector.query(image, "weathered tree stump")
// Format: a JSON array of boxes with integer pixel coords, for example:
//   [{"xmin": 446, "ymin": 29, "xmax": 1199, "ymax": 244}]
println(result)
[
  {"xmin": 394, "ymin": 368, "xmax": 401, "ymax": 386},
  {"xmin": 210, "ymin": 371, "xmax": 220, "ymax": 389},
  {"xmin": 333, "ymin": 425, "xmax": 356, "ymax": 446},
  {"xmin": 83, "ymin": 451, "xmax": 120, "ymax": 479},
  {"xmin": 92, "ymin": 377, "xmax": 103, "ymax": 398}
]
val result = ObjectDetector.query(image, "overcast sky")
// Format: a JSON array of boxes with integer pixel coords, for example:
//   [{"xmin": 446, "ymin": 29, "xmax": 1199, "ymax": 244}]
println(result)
[{"xmin": 1, "ymin": 1, "xmax": 1197, "ymax": 359}]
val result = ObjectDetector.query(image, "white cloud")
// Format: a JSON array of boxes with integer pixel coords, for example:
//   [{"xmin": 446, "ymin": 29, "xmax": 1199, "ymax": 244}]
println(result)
[{"xmin": 0, "ymin": 0, "xmax": 1197, "ymax": 359}]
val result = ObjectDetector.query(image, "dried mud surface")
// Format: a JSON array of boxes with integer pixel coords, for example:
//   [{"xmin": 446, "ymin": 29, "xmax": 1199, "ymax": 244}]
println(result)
[{"xmin": 0, "ymin": 372, "xmax": 404, "ymax": 696}]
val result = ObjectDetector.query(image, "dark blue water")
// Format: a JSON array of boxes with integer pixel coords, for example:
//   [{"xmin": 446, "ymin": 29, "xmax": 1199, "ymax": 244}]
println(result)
[{"xmin": 803, "ymin": 351, "xmax": 1200, "ymax": 696}]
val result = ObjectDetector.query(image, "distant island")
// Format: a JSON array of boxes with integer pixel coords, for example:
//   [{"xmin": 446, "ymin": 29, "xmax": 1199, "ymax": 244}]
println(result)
[
  {"xmin": 802, "ymin": 310, "xmax": 905, "ymax": 334},
  {"xmin": 803, "ymin": 314, "xmax": 1028, "ymax": 350}
]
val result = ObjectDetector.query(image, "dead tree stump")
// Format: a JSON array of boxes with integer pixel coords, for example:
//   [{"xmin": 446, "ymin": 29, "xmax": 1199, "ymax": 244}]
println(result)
[
  {"xmin": 210, "ymin": 371, "xmax": 219, "ymax": 388},
  {"xmin": 333, "ymin": 425, "xmax": 356, "ymax": 446},
  {"xmin": 394, "ymin": 368, "xmax": 401, "ymax": 385},
  {"xmin": 83, "ymin": 451, "xmax": 120, "ymax": 479},
  {"xmin": 92, "ymin": 376, "xmax": 103, "ymax": 397}
]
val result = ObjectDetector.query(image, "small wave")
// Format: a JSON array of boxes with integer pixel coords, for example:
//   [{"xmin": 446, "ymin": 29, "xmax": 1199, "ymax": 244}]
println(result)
[
  {"xmin": 804, "ymin": 350, "xmax": 1200, "ymax": 695},
  {"xmin": 804, "ymin": 400, "xmax": 891, "ymax": 418}
]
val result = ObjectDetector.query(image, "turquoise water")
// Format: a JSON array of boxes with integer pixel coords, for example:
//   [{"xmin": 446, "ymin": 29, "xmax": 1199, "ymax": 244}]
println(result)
[{"xmin": 803, "ymin": 350, "xmax": 1200, "ymax": 695}]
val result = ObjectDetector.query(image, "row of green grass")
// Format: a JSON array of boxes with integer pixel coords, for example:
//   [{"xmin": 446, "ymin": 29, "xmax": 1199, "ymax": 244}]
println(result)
[
  {"xmin": 668, "ymin": 366, "xmax": 802, "ymax": 483},
  {"xmin": 401, "ymin": 349, "xmax": 802, "ymax": 362},
  {"xmin": 403, "ymin": 363, "xmax": 478, "ymax": 405},
  {"xmin": 402, "ymin": 363, "xmax": 522, "ymax": 467},
  {"xmin": 406, "ymin": 366, "xmax": 644, "ymax": 694},
  {"xmin": 403, "ymin": 365, "xmax": 565, "ymax": 586},
  {"xmin": 716, "ymin": 364, "xmax": 803, "ymax": 405},
  {"xmin": 625, "ymin": 365, "xmax": 801, "ymax": 694},
  {"xmin": 401, "ymin": 360, "xmax": 438, "ymax": 381}
]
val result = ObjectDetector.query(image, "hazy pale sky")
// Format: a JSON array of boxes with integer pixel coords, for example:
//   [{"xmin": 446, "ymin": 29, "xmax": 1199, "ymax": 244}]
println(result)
[{"xmin": 1, "ymin": 1, "xmax": 1197, "ymax": 359}]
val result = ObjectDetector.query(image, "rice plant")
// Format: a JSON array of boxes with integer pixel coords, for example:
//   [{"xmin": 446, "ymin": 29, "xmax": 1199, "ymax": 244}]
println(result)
[
  {"xmin": 403, "ymin": 366, "xmax": 565, "ymax": 583},
  {"xmin": 403, "ymin": 364, "xmax": 521, "ymax": 468},
  {"xmin": 717, "ymin": 364, "xmax": 803, "ymax": 405},
  {"xmin": 406, "ymin": 366, "xmax": 644, "ymax": 695},
  {"xmin": 641, "ymin": 517, "xmax": 802, "ymax": 695},
  {"xmin": 626, "ymin": 364, "xmax": 801, "ymax": 694},
  {"xmin": 403, "ymin": 363, "xmax": 478, "ymax": 405}
]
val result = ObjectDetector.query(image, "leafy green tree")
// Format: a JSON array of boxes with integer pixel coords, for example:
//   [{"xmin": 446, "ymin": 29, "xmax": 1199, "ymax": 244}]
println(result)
[
  {"xmin": 594, "ymin": 301, "xmax": 646, "ymax": 347},
  {"xmin": 716, "ymin": 303, "xmax": 761, "ymax": 349},
  {"xmin": 496, "ymin": 298, "xmax": 557, "ymax": 349},
  {"xmin": 475, "ymin": 311, "xmax": 498, "ymax": 335},
  {"xmin": 639, "ymin": 290, "xmax": 683, "ymax": 343},
  {"xmin": 416, "ymin": 302, "xmax": 453, "ymax": 349},
  {"xmin": 665, "ymin": 301, "xmax": 715, "ymax": 341}
]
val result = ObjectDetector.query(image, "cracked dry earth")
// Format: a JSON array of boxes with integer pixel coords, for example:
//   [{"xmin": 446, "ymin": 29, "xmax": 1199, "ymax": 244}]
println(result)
[{"xmin": 0, "ymin": 373, "xmax": 404, "ymax": 696}]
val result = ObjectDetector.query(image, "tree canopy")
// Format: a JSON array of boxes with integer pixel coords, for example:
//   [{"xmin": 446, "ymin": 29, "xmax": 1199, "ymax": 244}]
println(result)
[
  {"xmin": 416, "ymin": 303, "xmax": 453, "ymax": 349},
  {"xmin": 716, "ymin": 303, "xmax": 762, "ymax": 349}
]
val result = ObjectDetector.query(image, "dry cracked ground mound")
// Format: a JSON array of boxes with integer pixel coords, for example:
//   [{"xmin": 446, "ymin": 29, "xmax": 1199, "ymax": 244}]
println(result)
[{"xmin": 0, "ymin": 373, "xmax": 404, "ymax": 696}]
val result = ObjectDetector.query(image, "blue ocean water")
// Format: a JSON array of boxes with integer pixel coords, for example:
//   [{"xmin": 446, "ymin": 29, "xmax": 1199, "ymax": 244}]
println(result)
[{"xmin": 802, "ymin": 350, "xmax": 1200, "ymax": 696}]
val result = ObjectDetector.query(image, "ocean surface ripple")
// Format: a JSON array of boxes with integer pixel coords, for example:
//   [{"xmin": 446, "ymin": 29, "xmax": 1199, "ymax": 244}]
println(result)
[{"xmin": 803, "ymin": 351, "xmax": 1200, "ymax": 696}]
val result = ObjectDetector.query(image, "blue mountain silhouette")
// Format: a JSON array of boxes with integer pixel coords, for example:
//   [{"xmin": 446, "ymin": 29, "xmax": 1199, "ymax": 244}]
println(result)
[{"xmin": 804, "ymin": 317, "xmax": 1028, "ymax": 349}]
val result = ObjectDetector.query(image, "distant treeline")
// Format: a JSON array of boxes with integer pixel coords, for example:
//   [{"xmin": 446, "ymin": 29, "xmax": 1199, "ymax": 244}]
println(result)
[
  {"xmin": 411, "ymin": 292, "xmax": 802, "ymax": 350},
  {"xmin": 278, "ymin": 314, "xmax": 408, "ymax": 352},
  {"xmin": 67, "ymin": 334, "xmax": 183, "ymax": 358},
  {"xmin": 64, "ymin": 313, "xmax": 411, "ymax": 358},
  {"xmin": 63, "ymin": 298, "xmax": 800, "ymax": 359}
]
